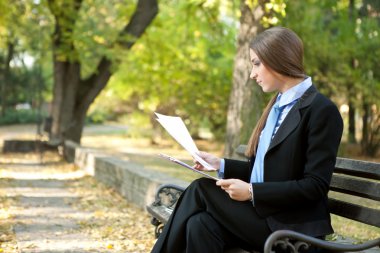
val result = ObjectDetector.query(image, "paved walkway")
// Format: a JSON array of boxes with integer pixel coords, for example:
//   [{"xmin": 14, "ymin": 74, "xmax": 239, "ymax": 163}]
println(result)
[{"xmin": 0, "ymin": 153, "xmax": 155, "ymax": 253}]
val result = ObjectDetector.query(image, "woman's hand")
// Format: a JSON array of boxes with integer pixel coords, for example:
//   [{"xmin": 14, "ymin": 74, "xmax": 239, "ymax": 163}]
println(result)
[
  {"xmin": 193, "ymin": 151, "xmax": 221, "ymax": 171},
  {"xmin": 216, "ymin": 179, "xmax": 252, "ymax": 201}
]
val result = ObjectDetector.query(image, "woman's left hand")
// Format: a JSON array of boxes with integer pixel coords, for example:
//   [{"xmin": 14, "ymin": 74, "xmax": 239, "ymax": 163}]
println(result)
[{"xmin": 216, "ymin": 179, "xmax": 252, "ymax": 201}]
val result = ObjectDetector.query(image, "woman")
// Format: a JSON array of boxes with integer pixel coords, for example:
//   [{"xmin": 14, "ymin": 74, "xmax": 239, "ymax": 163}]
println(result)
[{"xmin": 151, "ymin": 26, "xmax": 343, "ymax": 253}]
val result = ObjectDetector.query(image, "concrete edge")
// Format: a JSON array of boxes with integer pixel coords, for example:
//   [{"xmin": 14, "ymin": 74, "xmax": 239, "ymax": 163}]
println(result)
[{"xmin": 64, "ymin": 140, "xmax": 189, "ymax": 211}]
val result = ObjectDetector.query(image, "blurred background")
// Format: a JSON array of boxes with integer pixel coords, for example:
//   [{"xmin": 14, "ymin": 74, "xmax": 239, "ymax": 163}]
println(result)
[{"xmin": 0, "ymin": 0, "xmax": 379, "ymax": 159}]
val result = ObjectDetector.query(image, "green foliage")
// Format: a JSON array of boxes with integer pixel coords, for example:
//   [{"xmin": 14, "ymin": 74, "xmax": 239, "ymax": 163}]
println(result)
[
  {"xmin": 73, "ymin": 0, "xmax": 135, "ymax": 77},
  {"xmin": 282, "ymin": 0, "xmax": 380, "ymax": 156},
  {"xmin": 0, "ymin": 0, "xmax": 53, "ymax": 111},
  {"xmin": 1, "ymin": 0, "xmax": 379, "ymax": 154},
  {"xmin": 86, "ymin": 109, "xmax": 110, "ymax": 124},
  {"xmin": 4, "ymin": 65, "xmax": 43, "ymax": 106},
  {"xmin": 262, "ymin": 0, "xmax": 287, "ymax": 27},
  {"xmin": 282, "ymin": 0, "xmax": 379, "ymax": 97},
  {"xmin": 0, "ymin": 109, "xmax": 42, "ymax": 125},
  {"xmin": 91, "ymin": 0, "xmax": 237, "ymax": 140}
]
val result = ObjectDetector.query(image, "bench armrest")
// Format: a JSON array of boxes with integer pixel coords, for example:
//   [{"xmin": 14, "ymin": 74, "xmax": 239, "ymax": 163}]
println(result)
[
  {"xmin": 264, "ymin": 230, "xmax": 380, "ymax": 253},
  {"xmin": 152, "ymin": 184, "xmax": 185, "ymax": 208},
  {"xmin": 147, "ymin": 184, "xmax": 185, "ymax": 238}
]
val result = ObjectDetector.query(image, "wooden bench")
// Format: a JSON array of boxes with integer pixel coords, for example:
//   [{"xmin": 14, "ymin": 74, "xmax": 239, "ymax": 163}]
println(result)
[{"xmin": 147, "ymin": 145, "xmax": 380, "ymax": 252}]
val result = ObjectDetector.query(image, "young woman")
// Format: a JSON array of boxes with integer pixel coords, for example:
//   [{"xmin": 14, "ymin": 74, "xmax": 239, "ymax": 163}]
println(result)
[{"xmin": 151, "ymin": 26, "xmax": 343, "ymax": 253}]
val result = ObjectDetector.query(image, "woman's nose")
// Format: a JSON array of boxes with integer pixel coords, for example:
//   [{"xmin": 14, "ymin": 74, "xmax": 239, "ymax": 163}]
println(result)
[{"xmin": 250, "ymin": 70, "xmax": 257, "ymax": 80}]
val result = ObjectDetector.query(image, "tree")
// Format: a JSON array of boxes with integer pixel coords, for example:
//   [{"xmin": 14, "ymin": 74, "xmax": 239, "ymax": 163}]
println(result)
[
  {"xmin": 47, "ymin": 0, "xmax": 158, "ymax": 144},
  {"xmin": 358, "ymin": 0, "xmax": 380, "ymax": 156},
  {"xmin": 0, "ymin": 40, "xmax": 14, "ymax": 116},
  {"xmin": 224, "ymin": 0, "xmax": 286, "ymax": 157},
  {"xmin": 0, "ymin": 1, "xmax": 50, "ymax": 117},
  {"xmin": 89, "ymin": 0, "xmax": 237, "ymax": 142},
  {"xmin": 283, "ymin": 0, "xmax": 380, "ymax": 157},
  {"xmin": 347, "ymin": 0, "xmax": 357, "ymax": 144}
]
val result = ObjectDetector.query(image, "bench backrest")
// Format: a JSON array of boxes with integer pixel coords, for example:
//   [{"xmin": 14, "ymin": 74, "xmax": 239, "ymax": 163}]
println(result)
[{"xmin": 235, "ymin": 145, "xmax": 380, "ymax": 228}]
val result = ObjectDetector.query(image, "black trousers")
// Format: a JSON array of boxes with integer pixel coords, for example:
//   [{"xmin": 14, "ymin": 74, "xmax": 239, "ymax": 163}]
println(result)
[{"xmin": 150, "ymin": 178, "xmax": 271, "ymax": 253}]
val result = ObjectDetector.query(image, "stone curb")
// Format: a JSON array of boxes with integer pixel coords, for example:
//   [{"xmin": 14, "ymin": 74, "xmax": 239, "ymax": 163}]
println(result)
[{"xmin": 64, "ymin": 140, "xmax": 189, "ymax": 210}]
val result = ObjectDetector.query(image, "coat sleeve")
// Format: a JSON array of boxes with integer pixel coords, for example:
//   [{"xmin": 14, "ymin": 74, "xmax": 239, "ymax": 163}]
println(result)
[
  {"xmin": 252, "ymin": 100, "xmax": 343, "ymax": 217},
  {"xmin": 223, "ymin": 158, "xmax": 251, "ymax": 182}
]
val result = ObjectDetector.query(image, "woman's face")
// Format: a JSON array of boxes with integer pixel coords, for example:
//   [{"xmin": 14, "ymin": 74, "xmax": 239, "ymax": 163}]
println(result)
[{"xmin": 249, "ymin": 49, "xmax": 282, "ymax": 93}]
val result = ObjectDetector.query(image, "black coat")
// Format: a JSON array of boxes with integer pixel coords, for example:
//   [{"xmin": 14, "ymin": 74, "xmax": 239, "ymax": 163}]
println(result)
[{"xmin": 224, "ymin": 85, "xmax": 344, "ymax": 237}]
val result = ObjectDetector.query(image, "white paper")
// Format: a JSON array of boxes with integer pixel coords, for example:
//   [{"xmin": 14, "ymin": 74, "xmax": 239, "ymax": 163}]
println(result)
[{"xmin": 154, "ymin": 112, "xmax": 216, "ymax": 171}]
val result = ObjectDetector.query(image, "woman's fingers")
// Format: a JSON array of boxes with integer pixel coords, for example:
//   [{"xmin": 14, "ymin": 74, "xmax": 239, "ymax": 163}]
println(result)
[
  {"xmin": 217, "ymin": 179, "xmax": 250, "ymax": 201},
  {"xmin": 216, "ymin": 179, "xmax": 233, "ymax": 187},
  {"xmin": 193, "ymin": 162, "xmax": 204, "ymax": 171}
]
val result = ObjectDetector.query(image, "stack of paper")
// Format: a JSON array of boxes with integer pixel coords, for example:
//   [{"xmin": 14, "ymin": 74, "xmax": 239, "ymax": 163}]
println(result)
[{"xmin": 155, "ymin": 112, "xmax": 216, "ymax": 171}]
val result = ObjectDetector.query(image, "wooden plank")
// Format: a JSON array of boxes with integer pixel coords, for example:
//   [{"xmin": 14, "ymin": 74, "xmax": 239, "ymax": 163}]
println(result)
[
  {"xmin": 235, "ymin": 146, "xmax": 380, "ymax": 179},
  {"xmin": 335, "ymin": 158, "xmax": 380, "ymax": 180},
  {"xmin": 328, "ymin": 198, "xmax": 380, "ymax": 227},
  {"xmin": 330, "ymin": 175, "xmax": 380, "ymax": 201},
  {"xmin": 147, "ymin": 205, "xmax": 173, "ymax": 223}
]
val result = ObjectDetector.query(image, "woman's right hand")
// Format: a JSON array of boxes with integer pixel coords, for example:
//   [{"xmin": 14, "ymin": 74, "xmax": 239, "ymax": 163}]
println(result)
[{"xmin": 193, "ymin": 151, "xmax": 221, "ymax": 171}]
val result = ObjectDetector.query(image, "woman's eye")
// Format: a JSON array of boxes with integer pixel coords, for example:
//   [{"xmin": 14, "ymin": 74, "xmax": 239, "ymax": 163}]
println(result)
[{"xmin": 253, "ymin": 61, "xmax": 261, "ymax": 66}]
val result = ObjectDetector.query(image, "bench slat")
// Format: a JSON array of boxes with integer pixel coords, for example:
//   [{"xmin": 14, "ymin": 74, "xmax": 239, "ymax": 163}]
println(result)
[
  {"xmin": 235, "ymin": 145, "xmax": 380, "ymax": 180},
  {"xmin": 147, "ymin": 204, "xmax": 173, "ymax": 223},
  {"xmin": 330, "ymin": 175, "xmax": 380, "ymax": 201},
  {"xmin": 328, "ymin": 198, "xmax": 380, "ymax": 227},
  {"xmin": 335, "ymin": 158, "xmax": 380, "ymax": 180}
]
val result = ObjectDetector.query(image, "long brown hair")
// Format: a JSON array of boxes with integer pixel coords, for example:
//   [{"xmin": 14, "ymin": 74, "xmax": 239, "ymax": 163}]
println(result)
[{"xmin": 246, "ymin": 27, "xmax": 306, "ymax": 157}]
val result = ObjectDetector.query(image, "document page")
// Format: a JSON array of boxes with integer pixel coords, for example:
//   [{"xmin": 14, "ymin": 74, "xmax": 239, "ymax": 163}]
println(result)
[{"xmin": 154, "ymin": 112, "xmax": 216, "ymax": 171}]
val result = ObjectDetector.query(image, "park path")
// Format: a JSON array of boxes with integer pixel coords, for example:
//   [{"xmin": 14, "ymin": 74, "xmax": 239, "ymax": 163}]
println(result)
[
  {"xmin": 5, "ymin": 160, "xmax": 98, "ymax": 253},
  {"xmin": 0, "ymin": 152, "xmax": 155, "ymax": 253}
]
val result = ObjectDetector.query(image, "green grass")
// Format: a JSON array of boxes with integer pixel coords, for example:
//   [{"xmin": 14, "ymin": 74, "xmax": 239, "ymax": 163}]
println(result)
[
  {"xmin": 331, "ymin": 214, "xmax": 380, "ymax": 241},
  {"xmin": 329, "ymin": 191, "xmax": 380, "ymax": 241}
]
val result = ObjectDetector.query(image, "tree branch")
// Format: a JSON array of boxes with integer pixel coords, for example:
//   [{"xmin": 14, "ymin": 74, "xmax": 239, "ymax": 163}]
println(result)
[
  {"xmin": 80, "ymin": 0, "xmax": 159, "ymax": 106},
  {"xmin": 117, "ymin": 0, "xmax": 159, "ymax": 48},
  {"xmin": 47, "ymin": 0, "xmax": 83, "ymax": 62}
]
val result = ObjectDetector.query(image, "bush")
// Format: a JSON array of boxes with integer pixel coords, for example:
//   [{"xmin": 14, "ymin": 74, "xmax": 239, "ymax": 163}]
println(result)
[
  {"xmin": 0, "ymin": 109, "xmax": 44, "ymax": 125},
  {"xmin": 86, "ymin": 109, "xmax": 108, "ymax": 124}
]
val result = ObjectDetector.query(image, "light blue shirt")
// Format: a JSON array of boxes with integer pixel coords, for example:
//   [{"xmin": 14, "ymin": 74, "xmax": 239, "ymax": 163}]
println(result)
[{"xmin": 218, "ymin": 77, "xmax": 313, "ymax": 179}]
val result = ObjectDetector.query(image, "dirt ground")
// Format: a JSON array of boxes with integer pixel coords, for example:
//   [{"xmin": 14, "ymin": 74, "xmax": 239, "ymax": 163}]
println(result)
[{"xmin": 0, "ymin": 152, "xmax": 156, "ymax": 253}]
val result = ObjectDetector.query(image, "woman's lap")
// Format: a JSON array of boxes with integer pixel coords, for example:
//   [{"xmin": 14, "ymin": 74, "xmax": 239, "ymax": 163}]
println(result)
[{"xmin": 152, "ymin": 178, "xmax": 271, "ymax": 252}]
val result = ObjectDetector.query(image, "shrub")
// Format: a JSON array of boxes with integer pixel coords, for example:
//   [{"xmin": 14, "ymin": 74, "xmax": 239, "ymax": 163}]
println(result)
[{"xmin": 0, "ymin": 109, "xmax": 44, "ymax": 125}]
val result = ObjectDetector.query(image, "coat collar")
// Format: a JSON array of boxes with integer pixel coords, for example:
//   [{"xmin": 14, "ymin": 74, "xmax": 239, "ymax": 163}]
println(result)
[{"xmin": 267, "ymin": 85, "xmax": 318, "ymax": 152}]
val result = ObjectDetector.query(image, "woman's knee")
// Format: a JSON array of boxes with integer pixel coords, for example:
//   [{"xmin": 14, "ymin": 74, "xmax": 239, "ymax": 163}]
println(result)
[
  {"xmin": 187, "ymin": 212, "xmax": 205, "ymax": 229},
  {"xmin": 186, "ymin": 212, "xmax": 226, "ymax": 252},
  {"xmin": 186, "ymin": 212, "xmax": 223, "ymax": 236},
  {"xmin": 188, "ymin": 177, "xmax": 214, "ymax": 191}
]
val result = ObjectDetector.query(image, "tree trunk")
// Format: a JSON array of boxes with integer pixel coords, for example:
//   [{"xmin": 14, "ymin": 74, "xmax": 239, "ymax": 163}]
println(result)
[
  {"xmin": 361, "ymin": 102, "xmax": 369, "ymax": 155},
  {"xmin": 0, "ymin": 41, "xmax": 15, "ymax": 116},
  {"xmin": 47, "ymin": 0, "xmax": 158, "ymax": 145},
  {"xmin": 358, "ymin": 0, "xmax": 380, "ymax": 157},
  {"xmin": 224, "ymin": 0, "xmax": 266, "ymax": 157},
  {"xmin": 361, "ymin": 101, "xmax": 380, "ymax": 157},
  {"xmin": 347, "ymin": 0, "xmax": 357, "ymax": 144},
  {"xmin": 348, "ymin": 100, "xmax": 356, "ymax": 143}
]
